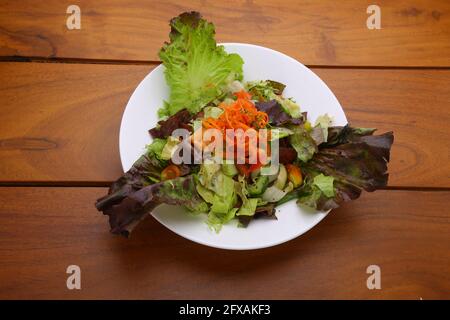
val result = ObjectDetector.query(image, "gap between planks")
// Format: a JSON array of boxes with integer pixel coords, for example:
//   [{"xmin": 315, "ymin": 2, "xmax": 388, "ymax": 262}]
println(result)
[
  {"xmin": 0, "ymin": 181, "xmax": 449, "ymax": 192},
  {"xmin": 1, "ymin": 56, "xmax": 450, "ymax": 70}
]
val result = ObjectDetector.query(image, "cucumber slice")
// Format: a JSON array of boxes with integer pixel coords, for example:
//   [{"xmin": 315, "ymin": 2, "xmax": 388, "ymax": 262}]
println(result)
[
  {"xmin": 274, "ymin": 164, "xmax": 287, "ymax": 189},
  {"xmin": 247, "ymin": 175, "xmax": 269, "ymax": 196}
]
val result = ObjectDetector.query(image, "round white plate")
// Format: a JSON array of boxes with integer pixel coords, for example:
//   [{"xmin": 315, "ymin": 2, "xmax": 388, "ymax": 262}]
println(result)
[{"xmin": 119, "ymin": 43, "xmax": 347, "ymax": 250}]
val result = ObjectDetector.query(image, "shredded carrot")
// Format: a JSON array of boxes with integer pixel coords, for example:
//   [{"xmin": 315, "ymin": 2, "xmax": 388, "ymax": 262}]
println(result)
[
  {"xmin": 202, "ymin": 90, "xmax": 270, "ymax": 174},
  {"xmin": 203, "ymin": 90, "xmax": 268, "ymax": 131}
]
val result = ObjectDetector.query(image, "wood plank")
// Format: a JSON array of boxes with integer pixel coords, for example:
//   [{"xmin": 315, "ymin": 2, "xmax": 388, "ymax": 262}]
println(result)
[
  {"xmin": 1, "ymin": 62, "xmax": 449, "ymax": 186},
  {"xmin": 0, "ymin": 187, "xmax": 448, "ymax": 299},
  {"xmin": 0, "ymin": 0, "xmax": 449, "ymax": 66},
  {"xmin": 313, "ymin": 68, "xmax": 450, "ymax": 188},
  {"xmin": 0, "ymin": 62, "xmax": 151, "ymax": 182}
]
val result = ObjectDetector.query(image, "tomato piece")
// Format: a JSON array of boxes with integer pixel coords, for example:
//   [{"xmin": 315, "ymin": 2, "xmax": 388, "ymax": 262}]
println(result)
[
  {"xmin": 285, "ymin": 164, "xmax": 303, "ymax": 188},
  {"xmin": 236, "ymin": 164, "xmax": 250, "ymax": 176},
  {"xmin": 248, "ymin": 161, "xmax": 263, "ymax": 173}
]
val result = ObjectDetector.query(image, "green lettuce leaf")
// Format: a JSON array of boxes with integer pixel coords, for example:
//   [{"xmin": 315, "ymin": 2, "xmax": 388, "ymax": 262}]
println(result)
[
  {"xmin": 146, "ymin": 138, "xmax": 167, "ymax": 166},
  {"xmin": 313, "ymin": 174, "xmax": 335, "ymax": 197},
  {"xmin": 311, "ymin": 114, "xmax": 333, "ymax": 144},
  {"xmin": 288, "ymin": 124, "xmax": 318, "ymax": 162},
  {"xmin": 237, "ymin": 198, "xmax": 259, "ymax": 216},
  {"xmin": 158, "ymin": 11, "xmax": 244, "ymax": 117},
  {"xmin": 207, "ymin": 208, "xmax": 238, "ymax": 233}
]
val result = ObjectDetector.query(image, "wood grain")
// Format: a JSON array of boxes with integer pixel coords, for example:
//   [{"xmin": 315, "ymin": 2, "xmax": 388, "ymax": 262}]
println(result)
[
  {"xmin": 1, "ymin": 62, "xmax": 449, "ymax": 187},
  {"xmin": 0, "ymin": 187, "xmax": 448, "ymax": 299},
  {"xmin": 0, "ymin": 62, "xmax": 152, "ymax": 182},
  {"xmin": 1, "ymin": 0, "xmax": 449, "ymax": 66}
]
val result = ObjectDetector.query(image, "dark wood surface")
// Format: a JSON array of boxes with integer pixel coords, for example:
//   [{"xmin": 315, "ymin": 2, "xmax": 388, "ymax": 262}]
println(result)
[
  {"xmin": 1, "ymin": 62, "xmax": 449, "ymax": 187},
  {"xmin": 0, "ymin": 188, "xmax": 448, "ymax": 299},
  {"xmin": 1, "ymin": 0, "xmax": 449, "ymax": 66},
  {"xmin": 0, "ymin": 0, "xmax": 449, "ymax": 299}
]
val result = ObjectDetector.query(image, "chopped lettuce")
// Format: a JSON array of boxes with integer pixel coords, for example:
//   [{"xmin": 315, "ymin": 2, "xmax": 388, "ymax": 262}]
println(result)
[
  {"xmin": 146, "ymin": 138, "xmax": 168, "ymax": 166},
  {"xmin": 185, "ymin": 201, "xmax": 210, "ymax": 214},
  {"xmin": 269, "ymin": 127, "xmax": 294, "ymax": 141},
  {"xmin": 160, "ymin": 136, "xmax": 180, "ymax": 160},
  {"xmin": 158, "ymin": 12, "xmax": 243, "ymax": 117},
  {"xmin": 197, "ymin": 162, "xmax": 238, "ymax": 230},
  {"xmin": 277, "ymin": 97, "xmax": 301, "ymax": 119},
  {"xmin": 222, "ymin": 163, "xmax": 238, "ymax": 177},
  {"xmin": 296, "ymin": 173, "xmax": 335, "ymax": 210},
  {"xmin": 192, "ymin": 119, "xmax": 203, "ymax": 132},
  {"xmin": 207, "ymin": 208, "xmax": 238, "ymax": 233},
  {"xmin": 248, "ymin": 80, "xmax": 301, "ymax": 118},
  {"xmin": 313, "ymin": 174, "xmax": 335, "ymax": 197},
  {"xmin": 255, "ymin": 100, "xmax": 303, "ymax": 126},
  {"xmin": 196, "ymin": 184, "xmax": 215, "ymax": 204},
  {"xmin": 247, "ymin": 80, "xmax": 285, "ymax": 99},
  {"xmin": 198, "ymin": 161, "xmax": 221, "ymax": 187},
  {"xmin": 237, "ymin": 198, "xmax": 259, "ymax": 216},
  {"xmin": 203, "ymin": 106, "xmax": 223, "ymax": 119},
  {"xmin": 288, "ymin": 125, "xmax": 318, "ymax": 162},
  {"xmin": 313, "ymin": 114, "xmax": 333, "ymax": 143}
]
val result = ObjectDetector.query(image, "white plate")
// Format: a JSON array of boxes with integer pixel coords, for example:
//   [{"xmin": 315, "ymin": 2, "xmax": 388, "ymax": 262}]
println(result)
[{"xmin": 119, "ymin": 43, "xmax": 347, "ymax": 250}]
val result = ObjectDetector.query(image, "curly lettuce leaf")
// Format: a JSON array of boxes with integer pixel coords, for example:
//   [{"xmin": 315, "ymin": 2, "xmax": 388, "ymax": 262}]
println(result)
[
  {"xmin": 298, "ymin": 126, "xmax": 394, "ymax": 210},
  {"xmin": 96, "ymin": 174, "xmax": 207, "ymax": 237},
  {"xmin": 149, "ymin": 109, "xmax": 194, "ymax": 139},
  {"xmin": 255, "ymin": 100, "xmax": 304, "ymax": 126},
  {"xmin": 158, "ymin": 11, "xmax": 244, "ymax": 117}
]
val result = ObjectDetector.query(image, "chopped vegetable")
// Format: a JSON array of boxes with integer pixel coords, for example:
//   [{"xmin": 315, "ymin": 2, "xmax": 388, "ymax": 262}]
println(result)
[
  {"xmin": 286, "ymin": 164, "xmax": 302, "ymax": 188},
  {"xmin": 161, "ymin": 164, "xmax": 181, "ymax": 181},
  {"xmin": 222, "ymin": 163, "xmax": 239, "ymax": 177},
  {"xmin": 313, "ymin": 174, "xmax": 335, "ymax": 197},
  {"xmin": 203, "ymin": 90, "xmax": 269, "ymax": 131},
  {"xmin": 269, "ymin": 127, "xmax": 294, "ymax": 141},
  {"xmin": 158, "ymin": 12, "xmax": 243, "ymax": 117},
  {"xmin": 273, "ymin": 164, "xmax": 287, "ymax": 189},
  {"xmin": 160, "ymin": 136, "xmax": 180, "ymax": 160},
  {"xmin": 203, "ymin": 106, "xmax": 223, "ymax": 119},
  {"xmin": 255, "ymin": 100, "xmax": 303, "ymax": 126},
  {"xmin": 262, "ymin": 181, "xmax": 294, "ymax": 203},
  {"xmin": 289, "ymin": 124, "xmax": 317, "ymax": 162},
  {"xmin": 237, "ymin": 198, "xmax": 259, "ymax": 216},
  {"xmin": 146, "ymin": 138, "xmax": 168, "ymax": 166},
  {"xmin": 311, "ymin": 114, "xmax": 333, "ymax": 144},
  {"xmin": 149, "ymin": 109, "xmax": 193, "ymax": 138},
  {"xmin": 247, "ymin": 175, "xmax": 270, "ymax": 196}
]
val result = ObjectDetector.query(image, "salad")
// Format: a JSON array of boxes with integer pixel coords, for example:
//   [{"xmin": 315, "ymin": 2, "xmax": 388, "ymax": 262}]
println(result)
[{"xmin": 95, "ymin": 12, "xmax": 393, "ymax": 236}]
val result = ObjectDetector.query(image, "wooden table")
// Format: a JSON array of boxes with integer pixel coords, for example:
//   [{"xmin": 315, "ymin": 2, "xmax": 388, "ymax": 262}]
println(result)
[{"xmin": 0, "ymin": 0, "xmax": 449, "ymax": 299}]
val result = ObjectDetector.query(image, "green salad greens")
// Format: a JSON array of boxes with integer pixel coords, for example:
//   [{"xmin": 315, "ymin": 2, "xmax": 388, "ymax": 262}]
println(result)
[{"xmin": 158, "ymin": 11, "xmax": 243, "ymax": 117}]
